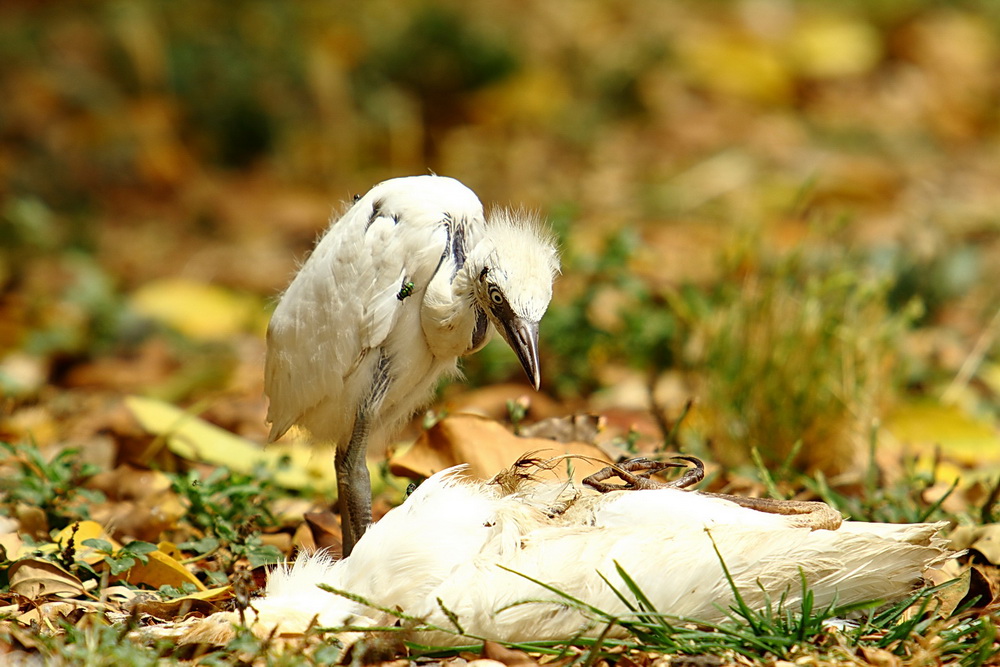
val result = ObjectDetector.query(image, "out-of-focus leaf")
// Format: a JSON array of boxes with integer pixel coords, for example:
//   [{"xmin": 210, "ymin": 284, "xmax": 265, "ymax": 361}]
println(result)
[
  {"xmin": 0, "ymin": 352, "xmax": 46, "ymax": 399},
  {"xmin": 518, "ymin": 414, "xmax": 605, "ymax": 444},
  {"xmin": 389, "ymin": 413, "xmax": 611, "ymax": 482},
  {"xmin": 950, "ymin": 524, "xmax": 1000, "ymax": 564},
  {"xmin": 981, "ymin": 362, "xmax": 1000, "ymax": 398},
  {"xmin": 125, "ymin": 395, "xmax": 336, "ymax": 492},
  {"xmin": 857, "ymin": 646, "xmax": 902, "ymax": 667},
  {"xmin": 87, "ymin": 466, "xmax": 187, "ymax": 542},
  {"xmin": 677, "ymin": 31, "xmax": 792, "ymax": 104},
  {"xmin": 128, "ymin": 277, "xmax": 261, "ymax": 341},
  {"xmin": 8, "ymin": 559, "xmax": 86, "ymax": 599},
  {"xmin": 790, "ymin": 15, "xmax": 882, "ymax": 78},
  {"xmin": 119, "ymin": 549, "xmax": 207, "ymax": 591},
  {"xmin": 482, "ymin": 640, "xmax": 540, "ymax": 667},
  {"xmin": 885, "ymin": 400, "xmax": 1000, "ymax": 468},
  {"xmin": 303, "ymin": 510, "xmax": 341, "ymax": 553}
]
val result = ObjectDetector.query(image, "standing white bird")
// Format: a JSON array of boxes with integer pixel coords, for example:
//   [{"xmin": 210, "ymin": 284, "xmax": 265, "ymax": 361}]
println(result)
[
  {"xmin": 265, "ymin": 175, "xmax": 560, "ymax": 555},
  {"xmin": 181, "ymin": 458, "xmax": 950, "ymax": 647}
]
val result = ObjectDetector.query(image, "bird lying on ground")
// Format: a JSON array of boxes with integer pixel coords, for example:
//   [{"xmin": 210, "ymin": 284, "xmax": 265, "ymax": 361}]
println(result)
[
  {"xmin": 265, "ymin": 175, "xmax": 560, "ymax": 555},
  {"xmin": 183, "ymin": 457, "xmax": 950, "ymax": 646}
]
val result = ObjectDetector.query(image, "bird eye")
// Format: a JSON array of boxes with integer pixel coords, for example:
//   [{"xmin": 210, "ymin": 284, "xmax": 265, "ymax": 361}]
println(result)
[
  {"xmin": 353, "ymin": 193, "xmax": 361, "ymax": 202},
  {"xmin": 487, "ymin": 284, "xmax": 504, "ymax": 305}
]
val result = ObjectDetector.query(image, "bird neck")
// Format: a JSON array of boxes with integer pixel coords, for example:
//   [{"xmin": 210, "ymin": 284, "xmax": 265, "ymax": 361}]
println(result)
[{"xmin": 420, "ymin": 261, "xmax": 490, "ymax": 359}]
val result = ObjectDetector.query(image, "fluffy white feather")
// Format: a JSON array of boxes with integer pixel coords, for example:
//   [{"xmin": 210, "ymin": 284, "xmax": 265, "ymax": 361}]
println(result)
[{"xmin": 234, "ymin": 466, "xmax": 949, "ymax": 646}]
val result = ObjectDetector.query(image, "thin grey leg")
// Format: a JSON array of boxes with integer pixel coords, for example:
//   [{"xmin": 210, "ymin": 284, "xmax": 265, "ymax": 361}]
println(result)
[{"xmin": 335, "ymin": 411, "xmax": 372, "ymax": 558}]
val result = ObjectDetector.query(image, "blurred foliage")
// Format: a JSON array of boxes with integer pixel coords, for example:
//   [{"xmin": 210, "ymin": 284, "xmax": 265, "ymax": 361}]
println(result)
[
  {"xmin": 2, "ymin": 0, "xmax": 1000, "ymax": 474},
  {"xmin": 0, "ymin": 441, "xmax": 104, "ymax": 531},
  {"xmin": 2, "ymin": 0, "xmax": 1000, "ymax": 662},
  {"xmin": 695, "ymin": 248, "xmax": 921, "ymax": 471}
]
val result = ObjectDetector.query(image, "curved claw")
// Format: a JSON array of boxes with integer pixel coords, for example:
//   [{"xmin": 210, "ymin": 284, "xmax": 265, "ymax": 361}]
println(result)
[{"xmin": 583, "ymin": 455, "xmax": 705, "ymax": 493}]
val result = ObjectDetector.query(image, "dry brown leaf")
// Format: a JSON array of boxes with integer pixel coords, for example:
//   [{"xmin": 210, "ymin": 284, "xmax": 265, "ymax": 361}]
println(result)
[
  {"xmin": 13, "ymin": 504, "xmax": 48, "ymax": 541},
  {"xmin": 950, "ymin": 524, "xmax": 1000, "ymax": 564},
  {"xmin": 304, "ymin": 510, "xmax": 342, "ymax": 553},
  {"xmin": 857, "ymin": 647, "xmax": 901, "ymax": 667},
  {"xmin": 0, "ymin": 529, "xmax": 24, "ymax": 562},
  {"xmin": 926, "ymin": 564, "xmax": 971, "ymax": 618},
  {"xmin": 8, "ymin": 558, "xmax": 86, "ymax": 599},
  {"xmin": 15, "ymin": 600, "xmax": 98, "ymax": 627},
  {"xmin": 127, "ymin": 596, "xmax": 219, "ymax": 621},
  {"xmin": 389, "ymin": 414, "xmax": 612, "ymax": 481},
  {"xmin": 481, "ymin": 642, "xmax": 539, "ymax": 667},
  {"xmin": 964, "ymin": 564, "xmax": 999, "ymax": 610}
]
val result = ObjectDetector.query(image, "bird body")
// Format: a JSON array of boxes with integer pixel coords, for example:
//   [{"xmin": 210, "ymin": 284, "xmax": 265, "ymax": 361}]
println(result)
[
  {"xmin": 265, "ymin": 175, "xmax": 559, "ymax": 553},
  {"xmin": 209, "ymin": 466, "xmax": 949, "ymax": 646}
]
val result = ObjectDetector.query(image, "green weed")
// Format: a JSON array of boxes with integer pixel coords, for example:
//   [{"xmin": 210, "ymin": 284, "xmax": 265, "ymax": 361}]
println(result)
[
  {"xmin": 171, "ymin": 466, "xmax": 283, "ymax": 569},
  {"xmin": 0, "ymin": 441, "xmax": 105, "ymax": 530}
]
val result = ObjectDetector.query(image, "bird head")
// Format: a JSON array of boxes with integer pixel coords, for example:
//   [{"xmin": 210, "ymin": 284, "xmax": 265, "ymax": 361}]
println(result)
[{"xmin": 469, "ymin": 210, "xmax": 560, "ymax": 390}]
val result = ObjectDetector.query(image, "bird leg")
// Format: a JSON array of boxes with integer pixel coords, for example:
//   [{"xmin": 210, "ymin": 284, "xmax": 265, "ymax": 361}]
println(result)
[
  {"xmin": 583, "ymin": 456, "xmax": 705, "ymax": 492},
  {"xmin": 335, "ymin": 411, "xmax": 373, "ymax": 558},
  {"xmin": 584, "ymin": 457, "xmax": 842, "ymax": 531}
]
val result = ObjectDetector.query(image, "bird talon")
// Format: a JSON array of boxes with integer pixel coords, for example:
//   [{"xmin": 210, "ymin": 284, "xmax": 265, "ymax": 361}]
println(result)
[{"xmin": 583, "ymin": 455, "xmax": 705, "ymax": 493}]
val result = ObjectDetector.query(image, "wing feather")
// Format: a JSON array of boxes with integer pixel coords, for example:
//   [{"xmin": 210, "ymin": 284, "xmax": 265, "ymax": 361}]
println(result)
[{"xmin": 265, "ymin": 175, "xmax": 481, "ymax": 444}]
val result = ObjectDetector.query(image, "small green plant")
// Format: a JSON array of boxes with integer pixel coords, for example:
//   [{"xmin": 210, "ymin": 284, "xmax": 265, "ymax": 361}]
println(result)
[
  {"xmin": 171, "ymin": 466, "xmax": 283, "ymax": 569},
  {"xmin": 77, "ymin": 538, "xmax": 159, "ymax": 578},
  {"xmin": 0, "ymin": 441, "xmax": 105, "ymax": 530}
]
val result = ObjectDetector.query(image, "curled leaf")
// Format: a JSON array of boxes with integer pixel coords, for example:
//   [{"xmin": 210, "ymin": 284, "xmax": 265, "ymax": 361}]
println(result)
[{"xmin": 8, "ymin": 558, "xmax": 86, "ymax": 599}]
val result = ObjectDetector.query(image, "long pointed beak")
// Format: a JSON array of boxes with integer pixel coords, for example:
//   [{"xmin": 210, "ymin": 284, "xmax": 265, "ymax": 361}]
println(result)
[{"xmin": 501, "ymin": 317, "xmax": 541, "ymax": 390}]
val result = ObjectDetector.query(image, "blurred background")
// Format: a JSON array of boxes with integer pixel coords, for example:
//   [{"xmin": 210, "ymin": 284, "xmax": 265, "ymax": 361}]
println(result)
[{"xmin": 2, "ymin": 0, "xmax": 999, "ymax": 483}]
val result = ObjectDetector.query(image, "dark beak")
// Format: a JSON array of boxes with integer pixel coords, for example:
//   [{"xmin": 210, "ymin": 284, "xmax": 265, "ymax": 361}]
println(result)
[{"xmin": 501, "ymin": 317, "xmax": 541, "ymax": 390}]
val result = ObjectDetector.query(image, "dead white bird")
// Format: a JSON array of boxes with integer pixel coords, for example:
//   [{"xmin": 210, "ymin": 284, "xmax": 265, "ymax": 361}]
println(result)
[
  {"xmin": 265, "ymin": 175, "xmax": 560, "ymax": 555},
  {"xmin": 189, "ymin": 459, "xmax": 949, "ymax": 646}
]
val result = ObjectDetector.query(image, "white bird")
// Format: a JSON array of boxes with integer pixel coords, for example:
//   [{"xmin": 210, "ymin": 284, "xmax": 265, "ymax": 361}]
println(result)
[
  {"xmin": 185, "ymin": 459, "xmax": 950, "ymax": 647},
  {"xmin": 265, "ymin": 175, "xmax": 560, "ymax": 555}
]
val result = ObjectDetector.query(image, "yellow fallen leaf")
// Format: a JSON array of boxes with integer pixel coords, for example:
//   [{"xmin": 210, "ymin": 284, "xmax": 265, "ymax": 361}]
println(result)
[
  {"xmin": 790, "ymin": 15, "xmax": 882, "ymax": 78},
  {"xmin": 129, "ymin": 277, "xmax": 261, "ymax": 341},
  {"xmin": 158, "ymin": 541, "xmax": 184, "ymax": 560},
  {"xmin": 885, "ymin": 400, "xmax": 1000, "ymax": 468},
  {"xmin": 677, "ymin": 31, "xmax": 792, "ymax": 104},
  {"xmin": 54, "ymin": 521, "xmax": 121, "ymax": 565},
  {"xmin": 179, "ymin": 585, "xmax": 231, "ymax": 601},
  {"xmin": 981, "ymin": 362, "xmax": 1000, "ymax": 398},
  {"xmin": 125, "ymin": 395, "xmax": 336, "ymax": 492},
  {"xmin": 120, "ymin": 549, "xmax": 207, "ymax": 591}
]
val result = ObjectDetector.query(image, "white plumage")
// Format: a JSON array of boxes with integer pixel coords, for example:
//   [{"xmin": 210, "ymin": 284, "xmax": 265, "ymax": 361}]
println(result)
[
  {"xmin": 213, "ymin": 466, "xmax": 949, "ymax": 646},
  {"xmin": 265, "ymin": 175, "xmax": 560, "ymax": 554}
]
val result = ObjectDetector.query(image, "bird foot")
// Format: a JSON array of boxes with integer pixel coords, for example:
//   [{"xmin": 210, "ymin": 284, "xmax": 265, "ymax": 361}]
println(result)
[
  {"xmin": 583, "ymin": 456, "xmax": 842, "ymax": 531},
  {"xmin": 583, "ymin": 455, "xmax": 705, "ymax": 493}
]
